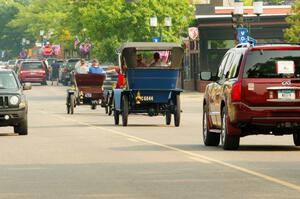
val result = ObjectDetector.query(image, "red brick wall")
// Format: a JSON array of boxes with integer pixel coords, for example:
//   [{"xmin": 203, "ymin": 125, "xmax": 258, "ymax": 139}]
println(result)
[
  {"xmin": 183, "ymin": 80, "xmax": 195, "ymax": 91},
  {"xmin": 197, "ymin": 80, "xmax": 212, "ymax": 92}
]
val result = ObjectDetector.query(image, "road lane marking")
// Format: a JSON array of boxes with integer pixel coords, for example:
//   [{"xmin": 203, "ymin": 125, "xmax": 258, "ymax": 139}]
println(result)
[
  {"xmin": 41, "ymin": 111, "xmax": 300, "ymax": 192},
  {"xmin": 189, "ymin": 156, "xmax": 211, "ymax": 164},
  {"xmin": 127, "ymin": 138, "xmax": 140, "ymax": 143}
]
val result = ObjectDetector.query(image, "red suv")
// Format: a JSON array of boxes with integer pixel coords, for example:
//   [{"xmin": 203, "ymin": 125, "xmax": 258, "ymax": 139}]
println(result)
[
  {"xmin": 201, "ymin": 43, "xmax": 300, "ymax": 150},
  {"xmin": 19, "ymin": 61, "xmax": 47, "ymax": 85}
]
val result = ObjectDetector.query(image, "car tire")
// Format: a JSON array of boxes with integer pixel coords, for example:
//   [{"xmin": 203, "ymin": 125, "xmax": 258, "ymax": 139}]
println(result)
[
  {"xmin": 114, "ymin": 101, "xmax": 119, "ymax": 125},
  {"xmin": 203, "ymin": 105, "xmax": 220, "ymax": 146},
  {"xmin": 105, "ymin": 104, "xmax": 108, "ymax": 114},
  {"xmin": 66, "ymin": 96, "xmax": 71, "ymax": 114},
  {"xmin": 293, "ymin": 133, "xmax": 300, "ymax": 146},
  {"xmin": 108, "ymin": 95, "xmax": 113, "ymax": 116},
  {"xmin": 221, "ymin": 107, "xmax": 240, "ymax": 150},
  {"xmin": 122, "ymin": 95, "xmax": 128, "ymax": 126},
  {"xmin": 166, "ymin": 112, "xmax": 171, "ymax": 125},
  {"xmin": 70, "ymin": 95, "xmax": 75, "ymax": 114},
  {"xmin": 174, "ymin": 95, "xmax": 181, "ymax": 127},
  {"xmin": 14, "ymin": 117, "xmax": 28, "ymax": 136},
  {"xmin": 91, "ymin": 104, "xmax": 97, "ymax": 110}
]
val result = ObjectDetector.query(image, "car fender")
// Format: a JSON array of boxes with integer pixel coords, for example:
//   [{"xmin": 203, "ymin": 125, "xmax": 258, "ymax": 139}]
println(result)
[
  {"xmin": 169, "ymin": 89, "xmax": 182, "ymax": 103},
  {"xmin": 67, "ymin": 89, "xmax": 76, "ymax": 94},
  {"xmin": 113, "ymin": 89, "xmax": 123, "ymax": 111}
]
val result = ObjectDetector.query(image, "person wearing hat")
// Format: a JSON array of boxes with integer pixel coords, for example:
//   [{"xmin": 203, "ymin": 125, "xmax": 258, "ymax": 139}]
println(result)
[{"xmin": 88, "ymin": 59, "xmax": 106, "ymax": 75}]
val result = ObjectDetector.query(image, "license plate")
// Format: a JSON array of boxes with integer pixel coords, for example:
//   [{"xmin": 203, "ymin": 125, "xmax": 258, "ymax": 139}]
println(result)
[
  {"xmin": 85, "ymin": 93, "xmax": 92, "ymax": 98},
  {"xmin": 106, "ymin": 77, "xmax": 111, "ymax": 80},
  {"xmin": 278, "ymin": 90, "xmax": 295, "ymax": 100}
]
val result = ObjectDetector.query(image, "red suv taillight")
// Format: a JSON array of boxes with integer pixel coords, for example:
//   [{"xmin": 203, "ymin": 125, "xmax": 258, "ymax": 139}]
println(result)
[{"xmin": 231, "ymin": 81, "xmax": 242, "ymax": 102}]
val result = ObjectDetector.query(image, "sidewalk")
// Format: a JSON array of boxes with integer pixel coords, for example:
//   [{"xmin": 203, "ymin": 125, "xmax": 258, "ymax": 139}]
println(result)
[{"xmin": 182, "ymin": 90, "xmax": 204, "ymax": 98}]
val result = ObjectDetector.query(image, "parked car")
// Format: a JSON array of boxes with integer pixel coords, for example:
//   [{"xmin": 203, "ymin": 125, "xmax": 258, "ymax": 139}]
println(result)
[
  {"xmin": 0, "ymin": 61, "xmax": 6, "ymax": 69},
  {"xmin": 14, "ymin": 59, "xmax": 25, "ymax": 73},
  {"xmin": 201, "ymin": 43, "xmax": 300, "ymax": 150},
  {"xmin": 7, "ymin": 60, "xmax": 16, "ymax": 69},
  {"xmin": 18, "ymin": 60, "xmax": 47, "ymax": 85},
  {"xmin": 60, "ymin": 58, "xmax": 80, "ymax": 86},
  {"xmin": 0, "ymin": 69, "xmax": 31, "ymax": 135}
]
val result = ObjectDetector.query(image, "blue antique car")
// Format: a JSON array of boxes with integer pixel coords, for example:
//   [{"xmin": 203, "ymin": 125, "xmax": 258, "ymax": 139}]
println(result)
[{"xmin": 113, "ymin": 42, "xmax": 184, "ymax": 126}]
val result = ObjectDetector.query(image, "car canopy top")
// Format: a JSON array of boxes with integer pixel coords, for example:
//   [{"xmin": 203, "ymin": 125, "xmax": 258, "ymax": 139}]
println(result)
[{"xmin": 118, "ymin": 42, "xmax": 184, "ymax": 69}]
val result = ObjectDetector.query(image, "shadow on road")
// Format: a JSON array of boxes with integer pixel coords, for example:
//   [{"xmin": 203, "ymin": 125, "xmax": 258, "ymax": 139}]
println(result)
[
  {"xmin": 89, "ymin": 123, "xmax": 168, "ymax": 128},
  {"xmin": 0, "ymin": 133, "xmax": 19, "ymax": 136},
  {"xmin": 111, "ymin": 144, "xmax": 206, "ymax": 152},
  {"xmin": 30, "ymin": 124, "xmax": 87, "ymax": 129},
  {"xmin": 111, "ymin": 144, "xmax": 300, "ymax": 152},
  {"xmin": 238, "ymin": 145, "xmax": 300, "ymax": 151}
]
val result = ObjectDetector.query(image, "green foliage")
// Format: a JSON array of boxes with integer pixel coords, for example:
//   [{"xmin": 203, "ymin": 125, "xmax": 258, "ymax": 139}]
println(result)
[
  {"xmin": 0, "ymin": 0, "xmax": 29, "ymax": 59},
  {"xmin": 9, "ymin": 0, "xmax": 70, "ymax": 43},
  {"xmin": 75, "ymin": 0, "xmax": 194, "ymax": 62},
  {"xmin": 284, "ymin": 1, "xmax": 300, "ymax": 42},
  {"xmin": 3, "ymin": 0, "xmax": 194, "ymax": 61}
]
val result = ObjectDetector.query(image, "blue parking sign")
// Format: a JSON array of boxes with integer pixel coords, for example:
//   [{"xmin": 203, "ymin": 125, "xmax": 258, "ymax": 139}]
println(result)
[
  {"xmin": 152, "ymin": 37, "xmax": 161, "ymax": 43},
  {"xmin": 237, "ymin": 28, "xmax": 248, "ymax": 44}
]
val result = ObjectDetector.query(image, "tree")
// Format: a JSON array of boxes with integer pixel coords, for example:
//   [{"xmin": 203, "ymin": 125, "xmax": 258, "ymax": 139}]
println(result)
[
  {"xmin": 9, "ymin": 0, "xmax": 70, "ymax": 43},
  {"xmin": 8, "ymin": 0, "xmax": 195, "ymax": 62},
  {"xmin": 78, "ymin": 0, "xmax": 194, "ymax": 62},
  {"xmin": 0, "ymin": 0, "xmax": 29, "ymax": 59},
  {"xmin": 284, "ymin": 1, "xmax": 300, "ymax": 42}
]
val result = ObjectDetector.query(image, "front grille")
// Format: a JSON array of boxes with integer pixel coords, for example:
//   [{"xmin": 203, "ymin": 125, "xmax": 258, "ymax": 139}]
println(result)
[
  {"xmin": 0, "ymin": 96, "xmax": 9, "ymax": 108},
  {"xmin": 11, "ymin": 114, "xmax": 19, "ymax": 118}
]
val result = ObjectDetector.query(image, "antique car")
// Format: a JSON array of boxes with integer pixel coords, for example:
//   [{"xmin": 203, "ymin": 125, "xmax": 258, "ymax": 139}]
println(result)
[
  {"xmin": 101, "ymin": 64, "xmax": 119, "ymax": 115},
  {"xmin": 66, "ymin": 73, "xmax": 105, "ymax": 114},
  {"xmin": 113, "ymin": 42, "xmax": 184, "ymax": 126},
  {"xmin": 60, "ymin": 58, "xmax": 80, "ymax": 86}
]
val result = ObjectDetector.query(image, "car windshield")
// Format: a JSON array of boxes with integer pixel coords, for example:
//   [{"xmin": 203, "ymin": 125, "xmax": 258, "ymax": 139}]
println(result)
[
  {"xmin": 244, "ymin": 50, "xmax": 300, "ymax": 78},
  {"xmin": 0, "ymin": 72, "xmax": 18, "ymax": 89},
  {"xmin": 22, "ymin": 62, "xmax": 44, "ymax": 70}
]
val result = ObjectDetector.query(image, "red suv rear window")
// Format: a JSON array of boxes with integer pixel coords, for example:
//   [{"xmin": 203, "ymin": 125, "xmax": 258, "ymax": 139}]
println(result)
[
  {"xmin": 22, "ymin": 62, "xmax": 44, "ymax": 70},
  {"xmin": 243, "ymin": 50, "xmax": 300, "ymax": 78}
]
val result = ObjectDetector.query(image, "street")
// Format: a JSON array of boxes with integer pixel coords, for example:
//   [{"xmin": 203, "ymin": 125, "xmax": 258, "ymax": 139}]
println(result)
[{"xmin": 0, "ymin": 85, "xmax": 299, "ymax": 198}]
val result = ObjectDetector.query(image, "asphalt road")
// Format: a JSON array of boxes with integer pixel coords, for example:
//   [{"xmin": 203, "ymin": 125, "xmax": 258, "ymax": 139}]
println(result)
[{"xmin": 0, "ymin": 84, "xmax": 300, "ymax": 199}]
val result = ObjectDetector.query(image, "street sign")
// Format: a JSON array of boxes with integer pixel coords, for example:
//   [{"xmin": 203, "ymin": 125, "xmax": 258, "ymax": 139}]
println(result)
[
  {"xmin": 237, "ymin": 28, "xmax": 248, "ymax": 44},
  {"xmin": 188, "ymin": 27, "xmax": 199, "ymax": 41},
  {"xmin": 152, "ymin": 37, "xmax": 161, "ymax": 43},
  {"xmin": 247, "ymin": 36, "xmax": 257, "ymax": 46}
]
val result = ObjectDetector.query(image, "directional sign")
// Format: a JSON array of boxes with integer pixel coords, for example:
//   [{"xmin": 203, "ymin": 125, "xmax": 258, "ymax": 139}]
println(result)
[
  {"xmin": 247, "ymin": 36, "xmax": 257, "ymax": 46},
  {"xmin": 237, "ymin": 28, "xmax": 248, "ymax": 44},
  {"xmin": 152, "ymin": 37, "xmax": 161, "ymax": 43}
]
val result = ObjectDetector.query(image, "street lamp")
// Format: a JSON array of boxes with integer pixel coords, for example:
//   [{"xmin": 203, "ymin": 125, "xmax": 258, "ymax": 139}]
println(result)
[
  {"xmin": 150, "ymin": 16, "xmax": 172, "ymax": 42},
  {"xmin": 40, "ymin": 30, "xmax": 45, "ymax": 37},
  {"xmin": 150, "ymin": 16, "xmax": 158, "ymax": 27},
  {"xmin": 253, "ymin": 0, "xmax": 263, "ymax": 23},
  {"xmin": 232, "ymin": 0, "xmax": 263, "ymax": 44}
]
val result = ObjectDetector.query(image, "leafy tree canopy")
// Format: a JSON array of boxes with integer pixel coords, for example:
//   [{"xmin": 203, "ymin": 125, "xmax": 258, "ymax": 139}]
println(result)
[
  {"xmin": 6, "ymin": 0, "xmax": 194, "ymax": 62},
  {"xmin": 284, "ymin": 1, "xmax": 300, "ymax": 42}
]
